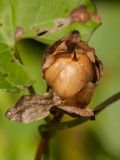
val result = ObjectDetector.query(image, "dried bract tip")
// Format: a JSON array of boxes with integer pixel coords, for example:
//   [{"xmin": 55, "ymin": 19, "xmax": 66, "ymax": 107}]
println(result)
[{"xmin": 72, "ymin": 49, "xmax": 78, "ymax": 61}]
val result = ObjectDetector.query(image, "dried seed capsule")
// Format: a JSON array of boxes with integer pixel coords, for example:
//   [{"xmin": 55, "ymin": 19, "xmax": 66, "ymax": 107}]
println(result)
[
  {"xmin": 43, "ymin": 52, "xmax": 95, "ymax": 99},
  {"xmin": 42, "ymin": 31, "xmax": 103, "ymax": 107}
]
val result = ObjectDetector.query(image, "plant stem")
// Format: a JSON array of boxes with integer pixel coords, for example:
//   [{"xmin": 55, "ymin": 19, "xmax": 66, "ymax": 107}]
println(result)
[
  {"xmin": 35, "ymin": 112, "xmax": 63, "ymax": 160},
  {"xmin": 93, "ymin": 91, "xmax": 120, "ymax": 114},
  {"xmin": 43, "ymin": 137, "xmax": 50, "ymax": 160},
  {"xmin": 35, "ymin": 135, "xmax": 50, "ymax": 160}
]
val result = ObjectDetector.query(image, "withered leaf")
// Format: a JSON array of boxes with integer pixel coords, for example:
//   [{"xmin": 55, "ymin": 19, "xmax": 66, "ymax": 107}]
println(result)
[
  {"xmin": 5, "ymin": 91, "xmax": 95, "ymax": 124},
  {"xmin": 5, "ymin": 94, "xmax": 54, "ymax": 123},
  {"xmin": 51, "ymin": 105, "xmax": 94, "ymax": 119}
]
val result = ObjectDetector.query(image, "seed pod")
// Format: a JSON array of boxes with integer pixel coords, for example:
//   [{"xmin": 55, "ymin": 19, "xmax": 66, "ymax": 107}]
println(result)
[
  {"xmin": 42, "ymin": 30, "xmax": 103, "ymax": 108},
  {"xmin": 5, "ymin": 31, "xmax": 103, "ymax": 124}
]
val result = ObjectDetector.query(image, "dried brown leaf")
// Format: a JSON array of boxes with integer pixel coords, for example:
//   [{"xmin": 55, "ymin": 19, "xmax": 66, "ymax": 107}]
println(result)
[
  {"xmin": 51, "ymin": 105, "xmax": 94, "ymax": 119},
  {"xmin": 5, "ymin": 94, "xmax": 54, "ymax": 123}
]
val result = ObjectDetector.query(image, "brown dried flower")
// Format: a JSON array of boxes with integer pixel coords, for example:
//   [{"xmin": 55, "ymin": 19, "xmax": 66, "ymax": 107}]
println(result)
[
  {"xmin": 5, "ymin": 30, "xmax": 103, "ymax": 123},
  {"xmin": 43, "ymin": 30, "xmax": 103, "ymax": 106}
]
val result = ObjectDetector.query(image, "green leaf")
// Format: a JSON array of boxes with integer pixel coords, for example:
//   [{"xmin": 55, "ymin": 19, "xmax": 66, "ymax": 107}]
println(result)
[
  {"xmin": 0, "ymin": 0, "xmax": 101, "ymax": 92},
  {"xmin": 0, "ymin": 43, "xmax": 33, "ymax": 92}
]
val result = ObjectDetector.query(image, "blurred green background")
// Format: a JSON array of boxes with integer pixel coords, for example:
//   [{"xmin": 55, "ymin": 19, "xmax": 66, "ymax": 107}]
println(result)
[{"xmin": 0, "ymin": 0, "xmax": 120, "ymax": 159}]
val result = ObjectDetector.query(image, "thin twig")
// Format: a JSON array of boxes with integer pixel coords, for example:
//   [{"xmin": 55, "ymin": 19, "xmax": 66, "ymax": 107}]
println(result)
[
  {"xmin": 35, "ymin": 135, "xmax": 50, "ymax": 160},
  {"xmin": 93, "ymin": 91, "xmax": 120, "ymax": 114},
  {"xmin": 43, "ymin": 138, "xmax": 50, "ymax": 160},
  {"xmin": 36, "ymin": 112, "xmax": 63, "ymax": 160}
]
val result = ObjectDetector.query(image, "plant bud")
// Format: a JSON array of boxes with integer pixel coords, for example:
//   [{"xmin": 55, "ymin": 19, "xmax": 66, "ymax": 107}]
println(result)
[{"xmin": 42, "ymin": 31, "xmax": 103, "ymax": 105}]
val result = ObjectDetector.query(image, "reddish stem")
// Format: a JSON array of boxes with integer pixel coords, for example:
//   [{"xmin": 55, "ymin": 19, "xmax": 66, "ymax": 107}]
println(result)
[
  {"xmin": 35, "ymin": 112, "xmax": 63, "ymax": 160},
  {"xmin": 35, "ymin": 135, "xmax": 50, "ymax": 160}
]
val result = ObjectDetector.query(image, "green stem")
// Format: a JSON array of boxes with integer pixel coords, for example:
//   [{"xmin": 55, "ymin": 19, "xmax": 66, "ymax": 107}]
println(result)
[
  {"xmin": 39, "ymin": 117, "xmax": 88, "ymax": 133},
  {"xmin": 39, "ymin": 91, "xmax": 120, "ymax": 132},
  {"xmin": 93, "ymin": 91, "xmax": 120, "ymax": 114}
]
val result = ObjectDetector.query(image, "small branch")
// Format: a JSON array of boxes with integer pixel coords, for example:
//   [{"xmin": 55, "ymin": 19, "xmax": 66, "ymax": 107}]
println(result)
[
  {"xmin": 36, "ymin": 112, "xmax": 63, "ymax": 160},
  {"xmin": 39, "ymin": 117, "xmax": 88, "ymax": 133},
  {"xmin": 39, "ymin": 91, "xmax": 120, "ymax": 132},
  {"xmin": 93, "ymin": 91, "xmax": 120, "ymax": 114},
  {"xmin": 43, "ymin": 138, "xmax": 50, "ymax": 160},
  {"xmin": 35, "ymin": 135, "xmax": 50, "ymax": 160}
]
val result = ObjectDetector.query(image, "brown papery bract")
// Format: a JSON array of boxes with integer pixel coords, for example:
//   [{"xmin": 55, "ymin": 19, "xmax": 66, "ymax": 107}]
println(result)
[
  {"xmin": 44, "ymin": 52, "xmax": 95, "ymax": 99},
  {"xmin": 43, "ymin": 30, "xmax": 103, "ymax": 111}
]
